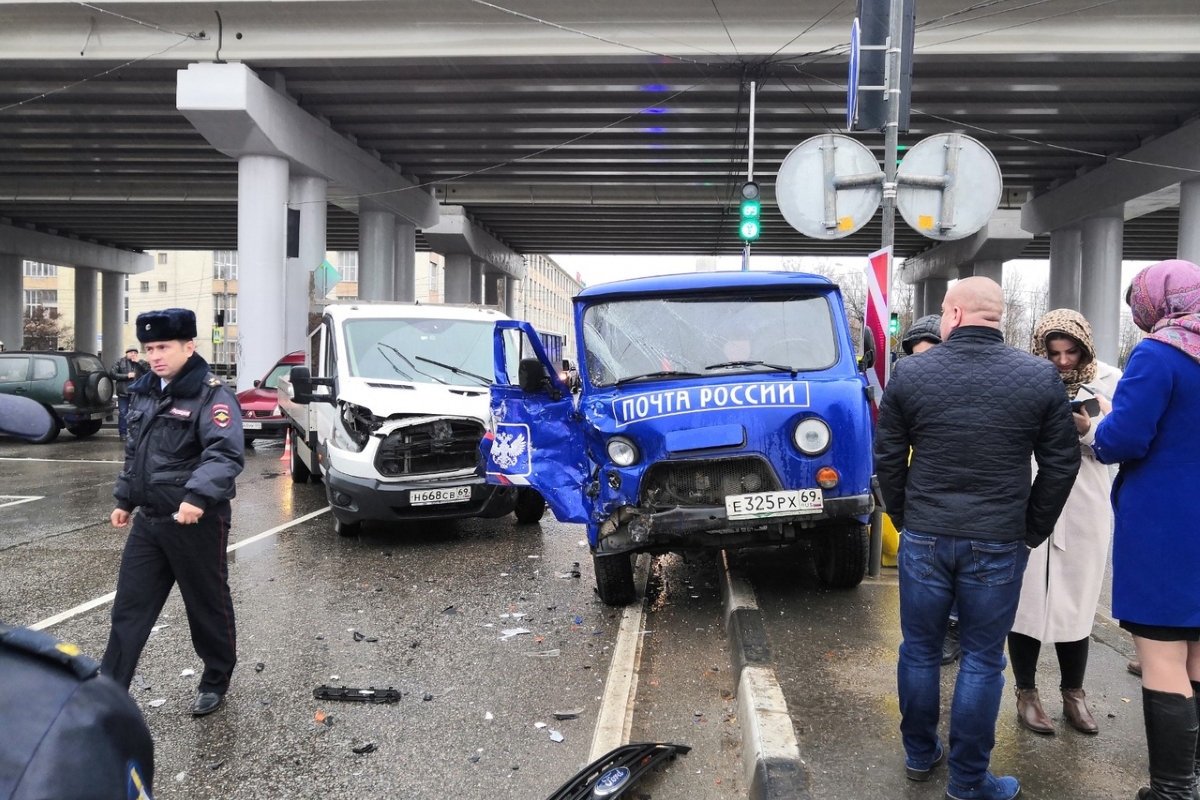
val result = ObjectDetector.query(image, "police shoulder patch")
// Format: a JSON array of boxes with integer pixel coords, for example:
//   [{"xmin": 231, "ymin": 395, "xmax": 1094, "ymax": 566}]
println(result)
[
  {"xmin": 212, "ymin": 403, "xmax": 232, "ymax": 428},
  {"xmin": 207, "ymin": 376, "xmax": 222, "ymax": 387}
]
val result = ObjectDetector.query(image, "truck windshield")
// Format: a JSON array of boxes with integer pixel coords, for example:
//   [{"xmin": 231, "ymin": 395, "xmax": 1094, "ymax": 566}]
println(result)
[
  {"xmin": 342, "ymin": 317, "xmax": 496, "ymax": 387},
  {"xmin": 582, "ymin": 293, "xmax": 839, "ymax": 387}
]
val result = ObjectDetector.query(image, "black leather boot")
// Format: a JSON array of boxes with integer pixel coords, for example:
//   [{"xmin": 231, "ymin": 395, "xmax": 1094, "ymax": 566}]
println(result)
[
  {"xmin": 1136, "ymin": 687, "xmax": 1199, "ymax": 800},
  {"xmin": 1192, "ymin": 682, "xmax": 1200, "ymax": 800}
]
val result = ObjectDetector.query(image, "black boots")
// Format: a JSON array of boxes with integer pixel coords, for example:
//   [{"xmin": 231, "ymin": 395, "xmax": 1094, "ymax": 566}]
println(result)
[{"xmin": 1136, "ymin": 687, "xmax": 1199, "ymax": 800}]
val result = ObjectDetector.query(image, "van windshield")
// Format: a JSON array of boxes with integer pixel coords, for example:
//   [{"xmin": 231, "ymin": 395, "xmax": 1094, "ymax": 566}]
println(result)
[
  {"xmin": 582, "ymin": 293, "xmax": 838, "ymax": 387},
  {"xmin": 343, "ymin": 317, "xmax": 495, "ymax": 387}
]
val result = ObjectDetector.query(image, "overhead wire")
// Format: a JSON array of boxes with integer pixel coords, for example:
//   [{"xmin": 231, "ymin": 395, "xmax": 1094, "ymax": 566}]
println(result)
[{"xmin": 75, "ymin": 2, "xmax": 208, "ymax": 40}]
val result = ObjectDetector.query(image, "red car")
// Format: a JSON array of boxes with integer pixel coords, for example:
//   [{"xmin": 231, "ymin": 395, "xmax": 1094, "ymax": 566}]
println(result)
[{"xmin": 235, "ymin": 351, "xmax": 305, "ymax": 446}]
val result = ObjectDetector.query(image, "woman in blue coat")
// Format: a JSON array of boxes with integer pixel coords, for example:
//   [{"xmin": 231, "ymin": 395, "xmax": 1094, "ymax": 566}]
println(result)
[{"xmin": 1093, "ymin": 259, "xmax": 1200, "ymax": 800}]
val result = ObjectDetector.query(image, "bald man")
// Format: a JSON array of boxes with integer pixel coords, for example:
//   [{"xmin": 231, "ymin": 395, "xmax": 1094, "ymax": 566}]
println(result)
[{"xmin": 875, "ymin": 277, "xmax": 1080, "ymax": 800}]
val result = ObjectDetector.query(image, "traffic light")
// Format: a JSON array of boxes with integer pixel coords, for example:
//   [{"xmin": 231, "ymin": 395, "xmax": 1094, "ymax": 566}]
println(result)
[
  {"xmin": 888, "ymin": 312, "xmax": 900, "ymax": 336},
  {"xmin": 738, "ymin": 181, "xmax": 761, "ymax": 242}
]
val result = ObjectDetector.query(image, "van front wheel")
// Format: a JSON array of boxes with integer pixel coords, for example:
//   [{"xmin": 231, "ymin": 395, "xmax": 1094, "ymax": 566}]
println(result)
[
  {"xmin": 593, "ymin": 552, "xmax": 636, "ymax": 606},
  {"xmin": 816, "ymin": 523, "xmax": 868, "ymax": 589}
]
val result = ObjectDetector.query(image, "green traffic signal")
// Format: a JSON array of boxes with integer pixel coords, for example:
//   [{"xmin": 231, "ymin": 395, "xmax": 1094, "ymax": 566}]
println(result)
[
  {"xmin": 738, "ymin": 182, "xmax": 761, "ymax": 242},
  {"xmin": 889, "ymin": 313, "xmax": 900, "ymax": 336}
]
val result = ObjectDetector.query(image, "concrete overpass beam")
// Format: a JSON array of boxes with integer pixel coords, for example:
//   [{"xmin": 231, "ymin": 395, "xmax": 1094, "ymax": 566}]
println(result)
[
  {"xmin": 394, "ymin": 223, "xmax": 416, "ymax": 303},
  {"xmin": 101, "ymin": 271, "xmax": 125, "ymax": 363},
  {"xmin": 444, "ymin": 254, "xmax": 471, "ymax": 304},
  {"xmin": 237, "ymin": 154, "xmax": 289, "ymax": 392},
  {"xmin": 74, "ymin": 268, "xmax": 97, "ymax": 355},
  {"xmin": 422, "ymin": 206, "xmax": 526, "ymax": 281},
  {"xmin": 0, "ymin": 223, "xmax": 152, "ymax": 275},
  {"xmin": 897, "ymin": 211, "xmax": 1032, "ymax": 286},
  {"xmin": 0, "ymin": 254, "xmax": 22, "ymax": 351},
  {"xmin": 1080, "ymin": 211, "xmax": 1124, "ymax": 365},
  {"xmin": 358, "ymin": 211, "xmax": 395, "ymax": 303},
  {"xmin": 1179, "ymin": 177, "xmax": 1200, "ymax": 264},
  {"xmin": 288, "ymin": 176, "xmax": 327, "ymax": 353},
  {"xmin": 1048, "ymin": 228, "xmax": 1082, "ymax": 311},
  {"xmin": 971, "ymin": 260, "xmax": 1003, "ymax": 283}
]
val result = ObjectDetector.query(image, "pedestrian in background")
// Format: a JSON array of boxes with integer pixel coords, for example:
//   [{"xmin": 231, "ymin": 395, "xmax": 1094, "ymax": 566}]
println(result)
[
  {"xmin": 1008, "ymin": 309, "xmax": 1121, "ymax": 736},
  {"xmin": 101, "ymin": 308, "xmax": 244, "ymax": 717},
  {"xmin": 875, "ymin": 277, "xmax": 1080, "ymax": 800},
  {"xmin": 1092, "ymin": 260, "xmax": 1200, "ymax": 800},
  {"xmin": 110, "ymin": 345, "xmax": 149, "ymax": 441}
]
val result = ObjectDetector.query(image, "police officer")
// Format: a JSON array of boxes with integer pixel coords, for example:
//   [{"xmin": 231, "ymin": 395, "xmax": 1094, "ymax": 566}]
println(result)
[
  {"xmin": 101, "ymin": 308, "xmax": 244, "ymax": 717},
  {"xmin": 1, "ymin": 623, "xmax": 155, "ymax": 799},
  {"xmin": 110, "ymin": 345, "xmax": 150, "ymax": 441}
]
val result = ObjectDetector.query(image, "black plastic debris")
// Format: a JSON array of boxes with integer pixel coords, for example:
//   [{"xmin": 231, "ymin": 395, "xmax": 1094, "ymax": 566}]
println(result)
[
  {"xmin": 352, "ymin": 631, "xmax": 365, "ymax": 642},
  {"xmin": 352, "ymin": 742, "xmax": 378, "ymax": 754},
  {"xmin": 254, "ymin": 662, "xmax": 265, "ymax": 672},
  {"xmin": 442, "ymin": 604, "xmax": 457, "ymax": 615},
  {"xmin": 364, "ymin": 636, "xmax": 378, "ymax": 643},
  {"xmin": 208, "ymin": 759, "xmax": 225, "ymax": 770},
  {"xmin": 545, "ymin": 742, "xmax": 690, "ymax": 800},
  {"xmin": 552, "ymin": 708, "xmax": 583, "ymax": 720},
  {"xmin": 468, "ymin": 753, "xmax": 481, "ymax": 763},
  {"xmin": 423, "ymin": 693, "xmax": 434, "ymax": 701},
  {"xmin": 313, "ymin": 685, "xmax": 402, "ymax": 704}
]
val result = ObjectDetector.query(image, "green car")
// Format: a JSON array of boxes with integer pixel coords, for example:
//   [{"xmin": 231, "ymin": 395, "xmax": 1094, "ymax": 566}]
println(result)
[{"xmin": 0, "ymin": 351, "xmax": 116, "ymax": 443}]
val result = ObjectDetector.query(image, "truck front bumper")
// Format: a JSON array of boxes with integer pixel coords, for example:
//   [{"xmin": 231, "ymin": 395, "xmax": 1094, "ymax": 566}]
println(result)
[{"xmin": 324, "ymin": 467, "xmax": 518, "ymax": 525}]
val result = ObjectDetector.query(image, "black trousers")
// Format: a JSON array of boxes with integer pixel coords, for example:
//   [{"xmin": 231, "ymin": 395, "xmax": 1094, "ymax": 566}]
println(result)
[{"xmin": 101, "ymin": 504, "xmax": 236, "ymax": 695}]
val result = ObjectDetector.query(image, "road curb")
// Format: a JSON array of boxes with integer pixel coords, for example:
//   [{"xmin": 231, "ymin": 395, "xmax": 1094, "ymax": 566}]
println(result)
[{"xmin": 721, "ymin": 552, "xmax": 811, "ymax": 800}]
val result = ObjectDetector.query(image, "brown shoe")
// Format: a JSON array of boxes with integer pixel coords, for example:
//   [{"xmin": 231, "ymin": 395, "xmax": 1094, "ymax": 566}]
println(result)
[
  {"xmin": 1016, "ymin": 688, "xmax": 1055, "ymax": 734},
  {"xmin": 1061, "ymin": 688, "xmax": 1099, "ymax": 734}
]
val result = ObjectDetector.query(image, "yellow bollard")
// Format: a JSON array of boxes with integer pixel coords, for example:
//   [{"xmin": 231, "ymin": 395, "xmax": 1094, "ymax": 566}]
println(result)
[{"xmin": 882, "ymin": 512, "xmax": 899, "ymax": 567}]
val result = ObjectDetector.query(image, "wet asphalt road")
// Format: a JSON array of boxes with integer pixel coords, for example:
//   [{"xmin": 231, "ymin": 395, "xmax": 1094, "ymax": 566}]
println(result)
[{"xmin": 2, "ymin": 429, "xmax": 1149, "ymax": 800}]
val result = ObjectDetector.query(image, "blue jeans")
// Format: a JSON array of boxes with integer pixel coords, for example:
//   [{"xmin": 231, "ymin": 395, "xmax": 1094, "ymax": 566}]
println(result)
[
  {"xmin": 897, "ymin": 529, "xmax": 1028, "ymax": 789},
  {"xmin": 116, "ymin": 395, "xmax": 131, "ymax": 436}
]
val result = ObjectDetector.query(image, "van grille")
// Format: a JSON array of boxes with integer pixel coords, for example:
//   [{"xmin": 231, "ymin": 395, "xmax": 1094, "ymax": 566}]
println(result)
[
  {"xmin": 639, "ymin": 457, "xmax": 781, "ymax": 508},
  {"xmin": 375, "ymin": 419, "xmax": 484, "ymax": 477}
]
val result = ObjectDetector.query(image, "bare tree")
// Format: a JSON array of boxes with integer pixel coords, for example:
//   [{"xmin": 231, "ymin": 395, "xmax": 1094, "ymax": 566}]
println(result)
[
  {"xmin": 1117, "ymin": 311, "xmax": 1143, "ymax": 369},
  {"xmin": 23, "ymin": 307, "xmax": 73, "ymax": 351},
  {"xmin": 1002, "ymin": 272, "xmax": 1048, "ymax": 352},
  {"xmin": 784, "ymin": 256, "xmax": 914, "ymax": 354}
]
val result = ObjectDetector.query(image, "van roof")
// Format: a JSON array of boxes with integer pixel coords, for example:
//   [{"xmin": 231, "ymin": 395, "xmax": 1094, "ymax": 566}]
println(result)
[
  {"xmin": 576, "ymin": 270, "xmax": 835, "ymax": 302},
  {"xmin": 321, "ymin": 303, "xmax": 510, "ymax": 322}
]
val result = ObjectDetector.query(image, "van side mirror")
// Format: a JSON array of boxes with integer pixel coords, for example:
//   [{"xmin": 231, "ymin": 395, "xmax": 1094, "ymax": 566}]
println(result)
[
  {"xmin": 518, "ymin": 358, "xmax": 563, "ymax": 401},
  {"xmin": 288, "ymin": 366, "xmax": 334, "ymax": 405},
  {"xmin": 859, "ymin": 327, "xmax": 877, "ymax": 372},
  {"xmin": 253, "ymin": 379, "xmax": 262, "ymax": 388}
]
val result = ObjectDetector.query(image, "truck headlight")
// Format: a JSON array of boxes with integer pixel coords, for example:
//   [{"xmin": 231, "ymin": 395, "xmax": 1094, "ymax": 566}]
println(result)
[
  {"xmin": 793, "ymin": 418, "xmax": 831, "ymax": 456},
  {"xmin": 606, "ymin": 436, "xmax": 640, "ymax": 467}
]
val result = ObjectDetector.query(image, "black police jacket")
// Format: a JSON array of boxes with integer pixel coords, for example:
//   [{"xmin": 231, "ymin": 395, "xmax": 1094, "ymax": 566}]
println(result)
[
  {"xmin": 0, "ymin": 623, "xmax": 155, "ymax": 800},
  {"xmin": 114, "ymin": 353, "xmax": 244, "ymax": 516},
  {"xmin": 874, "ymin": 326, "xmax": 1081, "ymax": 548}
]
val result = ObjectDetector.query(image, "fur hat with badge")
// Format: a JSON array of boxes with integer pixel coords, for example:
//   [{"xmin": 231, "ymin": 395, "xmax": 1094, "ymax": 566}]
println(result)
[{"xmin": 135, "ymin": 308, "xmax": 198, "ymax": 343}]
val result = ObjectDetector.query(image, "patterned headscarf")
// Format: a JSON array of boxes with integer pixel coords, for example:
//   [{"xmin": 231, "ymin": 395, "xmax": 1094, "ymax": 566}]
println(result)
[
  {"xmin": 1128, "ymin": 259, "xmax": 1200, "ymax": 366},
  {"xmin": 1032, "ymin": 308, "xmax": 1098, "ymax": 399}
]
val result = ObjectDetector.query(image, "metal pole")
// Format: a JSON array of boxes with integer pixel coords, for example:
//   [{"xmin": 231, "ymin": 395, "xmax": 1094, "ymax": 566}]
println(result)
[
  {"xmin": 742, "ymin": 81, "xmax": 756, "ymax": 272},
  {"xmin": 868, "ymin": 0, "xmax": 905, "ymax": 579}
]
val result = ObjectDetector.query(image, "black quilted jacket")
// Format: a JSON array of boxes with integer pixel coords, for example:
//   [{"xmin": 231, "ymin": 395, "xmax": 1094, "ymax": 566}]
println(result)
[{"xmin": 874, "ymin": 326, "xmax": 1081, "ymax": 548}]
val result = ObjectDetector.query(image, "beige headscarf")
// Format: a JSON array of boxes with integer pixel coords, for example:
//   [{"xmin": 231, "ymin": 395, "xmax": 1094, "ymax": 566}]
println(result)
[{"xmin": 1031, "ymin": 309, "xmax": 1098, "ymax": 399}]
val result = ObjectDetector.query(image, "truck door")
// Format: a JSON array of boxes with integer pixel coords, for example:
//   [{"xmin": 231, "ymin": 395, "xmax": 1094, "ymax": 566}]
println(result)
[{"xmin": 485, "ymin": 320, "xmax": 592, "ymax": 524}]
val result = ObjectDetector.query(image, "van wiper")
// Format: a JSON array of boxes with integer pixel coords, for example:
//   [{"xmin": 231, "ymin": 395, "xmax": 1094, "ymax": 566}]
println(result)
[
  {"xmin": 615, "ymin": 370, "xmax": 702, "ymax": 385},
  {"xmin": 704, "ymin": 359, "xmax": 798, "ymax": 377},
  {"xmin": 414, "ymin": 355, "xmax": 491, "ymax": 386},
  {"xmin": 378, "ymin": 343, "xmax": 445, "ymax": 384},
  {"xmin": 374, "ymin": 344, "xmax": 415, "ymax": 380}
]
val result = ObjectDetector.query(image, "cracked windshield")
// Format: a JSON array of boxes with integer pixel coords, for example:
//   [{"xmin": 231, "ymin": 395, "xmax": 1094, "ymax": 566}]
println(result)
[
  {"xmin": 582, "ymin": 293, "xmax": 839, "ymax": 387},
  {"xmin": 342, "ymin": 317, "xmax": 495, "ymax": 387}
]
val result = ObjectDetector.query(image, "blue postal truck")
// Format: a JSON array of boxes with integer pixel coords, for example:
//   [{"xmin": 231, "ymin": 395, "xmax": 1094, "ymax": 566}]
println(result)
[{"xmin": 483, "ymin": 271, "xmax": 876, "ymax": 605}]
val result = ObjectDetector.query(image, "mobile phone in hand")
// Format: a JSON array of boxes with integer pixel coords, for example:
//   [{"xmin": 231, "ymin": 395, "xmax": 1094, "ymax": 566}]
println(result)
[{"xmin": 1070, "ymin": 397, "xmax": 1100, "ymax": 417}]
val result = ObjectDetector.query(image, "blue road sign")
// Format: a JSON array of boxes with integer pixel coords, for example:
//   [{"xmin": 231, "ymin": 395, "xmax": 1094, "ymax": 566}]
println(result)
[{"xmin": 847, "ymin": 17, "xmax": 861, "ymax": 131}]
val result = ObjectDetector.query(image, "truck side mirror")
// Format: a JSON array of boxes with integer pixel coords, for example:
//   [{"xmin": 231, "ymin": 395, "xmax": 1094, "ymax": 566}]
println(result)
[
  {"xmin": 288, "ymin": 366, "xmax": 315, "ymax": 404},
  {"xmin": 859, "ymin": 327, "xmax": 877, "ymax": 372},
  {"xmin": 518, "ymin": 358, "xmax": 547, "ymax": 393}
]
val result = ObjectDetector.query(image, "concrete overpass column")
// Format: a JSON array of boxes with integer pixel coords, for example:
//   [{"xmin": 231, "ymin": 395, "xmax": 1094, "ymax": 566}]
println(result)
[
  {"xmin": 444, "ymin": 254, "xmax": 471, "ymax": 304},
  {"xmin": 101, "ymin": 271, "xmax": 125, "ymax": 362},
  {"xmin": 469, "ymin": 260, "xmax": 484, "ymax": 305},
  {"xmin": 1178, "ymin": 177, "xmax": 1200, "ymax": 264},
  {"xmin": 923, "ymin": 278, "xmax": 948, "ymax": 317},
  {"xmin": 971, "ymin": 260, "xmax": 1003, "ymax": 283},
  {"xmin": 1080, "ymin": 212, "xmax": 1124, "ymax": 365},
  {"xmin": 74, "ymin": 268, "xmax": 98, "ymax": 354},
  {"xmin": 484, "ymin": 273, "xmax": 501, "ymax": 307},
  {"xmin": 358, "ymin": 210, "xmax": 396, "ymax": 302},
  {"xmin": 1048, "ymin": 227, "xmax": 1082, "ymax": 310},
  {"xmin": 394, "ymin": 222, "xmax": 416, "ymax": 303},
  {"xmin": 0, "ymin": 254, "xmax": 22, "ymax": 351},
  {"xmin": 504, "ymin": 277, "xmax": 520, "ymax": 318},
  {"xmin": 911, "ymin": 281, "xmax": 926, "ymax": 319},
  {"xmin": 238, "ymin": 154, "xmax": 289, "ymax": 391},
  {"xmin": 288, "ymin": 175, "xmax": 326, "ymax": 352}
]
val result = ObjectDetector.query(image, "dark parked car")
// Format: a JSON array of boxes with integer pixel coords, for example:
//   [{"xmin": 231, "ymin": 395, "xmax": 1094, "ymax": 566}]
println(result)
[
  {"xmin": 0, "ymin": 350, "xmax": 116, "ymax": 443},
  {"xmin": 235, "ymin": 350, "xmax": 305, "ymax": 446}
]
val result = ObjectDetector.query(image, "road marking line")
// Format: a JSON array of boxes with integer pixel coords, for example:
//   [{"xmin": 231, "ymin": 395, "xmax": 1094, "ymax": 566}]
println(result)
[
  {"xmin": 0, "ymin": 457, "xmax": 122, "ymax": 464},
  {"xmin": 29, "ymin": 507, "xmax": 331, "ymax": 631},
  {"xmin": 589, "ymin": 552, "xmax": 651, "ymax": 761},
  {"xmin": 0, "ymin": 495, "xmax": 43, "ymax": 509}
]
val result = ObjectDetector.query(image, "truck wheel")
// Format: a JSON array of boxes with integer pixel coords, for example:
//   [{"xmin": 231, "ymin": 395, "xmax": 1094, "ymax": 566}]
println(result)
[
  {"xmin": 816, "ymin": 523, "xmax": 868, "ymax": 589},
  {"xmin": 593, "ymin": 552, "xmax": 636, "ymax": 606},
  {"xmin": 513, "ymin": 489, "xmax": 546, "ymax": 524},
  {"xmin": 289, "ymin": 430, "xmax": 311, "ymax": 484},
  {"xmin": 66, "ymin": 419, "xmax": 103, "ymax": 438},
  {"xmin": 335, "ymin": 518, "xmax": 361, "ymax": 537}
]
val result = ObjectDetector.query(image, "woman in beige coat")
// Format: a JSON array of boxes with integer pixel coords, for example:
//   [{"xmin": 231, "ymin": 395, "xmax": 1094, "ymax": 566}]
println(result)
[{"xmin": 1009, "ymin": 309, "xmax": 1121, "ymax": 735}]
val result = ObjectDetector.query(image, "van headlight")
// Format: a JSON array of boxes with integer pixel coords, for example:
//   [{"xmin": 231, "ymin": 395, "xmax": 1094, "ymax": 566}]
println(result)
[
  {"xmin": 793, "ymin": 418, "xmax": 831, "ymax": 456},
  {"xmin": 606, "ymin": 436, "xmax": 640, "ymax": 467}
]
